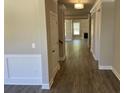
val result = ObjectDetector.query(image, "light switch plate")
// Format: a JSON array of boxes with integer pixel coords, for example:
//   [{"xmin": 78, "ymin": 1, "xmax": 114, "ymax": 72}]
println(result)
[{"xmin": 32, "ymin": 43, "xmax": 35, "ymax": 48}]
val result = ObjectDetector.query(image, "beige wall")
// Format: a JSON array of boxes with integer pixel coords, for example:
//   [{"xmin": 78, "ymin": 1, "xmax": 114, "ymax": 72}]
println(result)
[
  {"xmin": 90, "ymin": 1, "xmax": 116, "ymax": 68},
  {"xmin": 40, "ymin": 0, "xmax": 49, "ymax": 86},
  {"xmin": 100, "ymin": 2, "xmax": 115, "ymax": 66},
  {"xmin": 65, "ymin": 15, "xmax": 88, "ymax": 19},
  {"xmin": 90, "ymin": 0, "xmax": 120, "ymax": 79},
  {"xmin": 4, "ymin": 0, "xmax": 42, "ymax": 54},
  {"xmin": 4, "ymin": 0, "xmax": 51, "ymax": 87},
  {"xmin": 113, "ymin": 0, "xmax": 120, "ymax": 78}
]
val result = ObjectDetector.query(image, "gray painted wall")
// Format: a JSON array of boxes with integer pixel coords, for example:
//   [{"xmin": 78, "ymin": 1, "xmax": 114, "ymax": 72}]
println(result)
[
  {"xmin": 4, "ymin": 0, "xmax": 50, "ymax": 87},
  {"xmin": 4, "ymin": 0, "xmax": 42, "ymax": 54},
  {"xmin": 113, "ymin": 0, "xmax": 120, "ymax": 78},
  {"xmin": 100, "ymin": 2, "xmax": 115, "ymax": 67}
]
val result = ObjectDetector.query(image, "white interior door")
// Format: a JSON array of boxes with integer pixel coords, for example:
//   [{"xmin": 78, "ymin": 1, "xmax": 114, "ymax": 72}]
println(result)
[{"xmin": 49, "ymin": 11, "xmax": 59, "ymax": 79}]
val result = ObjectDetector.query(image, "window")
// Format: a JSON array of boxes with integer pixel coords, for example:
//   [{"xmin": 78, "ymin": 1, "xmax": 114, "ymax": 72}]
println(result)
[{"xmin": 73, "ymin": 22, "xmax": 80, "ymax": 35}]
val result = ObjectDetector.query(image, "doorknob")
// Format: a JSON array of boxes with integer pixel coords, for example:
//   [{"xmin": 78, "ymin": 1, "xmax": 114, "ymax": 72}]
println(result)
[
  {"xmin": 59, "ymin": 40, "xmax": 63, "ymax": 44},
  {"xmin": 52, "ymin": 50, "xmax": 55, "ymax": 53}
]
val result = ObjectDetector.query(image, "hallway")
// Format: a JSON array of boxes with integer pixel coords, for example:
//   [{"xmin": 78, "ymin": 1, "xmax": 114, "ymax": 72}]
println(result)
[{"xmin": 5, "ymin": 39, "xmax": 120, "ymax": 93}]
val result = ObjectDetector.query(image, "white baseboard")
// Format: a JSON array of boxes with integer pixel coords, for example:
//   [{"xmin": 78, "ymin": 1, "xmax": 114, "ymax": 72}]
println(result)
[
  {"xmin": 92, "ymin": 53, "xmax": 97, "ymax": 61},
  {"xmin": 42, "ymin": 64, "xmax": 60, "ymax": 89},
  {"xmin": 98, "ymin": 65, "xmax": 120, "ymax": 80},
  {"xmin": 4, "ymin": 54, "xmax": 42, "ymax": 85},
  {"xmin": 112, "ymin": 67, "xmax": 120, "ymax": 80},
  {"xmin": 49, "ymin": 64, "xmax": 60, "ymax": 87},
  {"xmin": 90, "ymin": 49, "xmax": 97, "ymax": 61},
  {"xmin": 49, "ymin": 79, "xmax": 54, "ymax": 89},
  {"xmin": 42, "ymin": 84, "xmax": 50, "ymax": 89},
  {"xmin": 5, "ymin": 78, "xmax": 42, "ymax": 85},
  {"xmin": 99, "ymin": 65, "xmax": 112, "ymax": 70},
  {"xmin": 59, "ymin": 55, "xmax": 66, "ymax": 61}
]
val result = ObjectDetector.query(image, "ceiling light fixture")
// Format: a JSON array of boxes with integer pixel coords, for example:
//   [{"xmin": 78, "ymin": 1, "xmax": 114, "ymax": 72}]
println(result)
[
  {"xmin": 74, "ymin": 3, "xmax": 84, "ymax": 9},
  {"xmin": 74, "ymin": 0, "xmax": 84, "ymax": 9}
]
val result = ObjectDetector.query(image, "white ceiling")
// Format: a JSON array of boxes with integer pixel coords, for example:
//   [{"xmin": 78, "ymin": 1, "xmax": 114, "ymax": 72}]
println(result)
[{"xmin": 58, "ymin": 0, "xmax": 96, "ymax": 17}]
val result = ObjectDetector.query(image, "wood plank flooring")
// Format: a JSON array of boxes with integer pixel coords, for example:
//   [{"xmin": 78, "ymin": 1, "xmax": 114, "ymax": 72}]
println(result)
[{"xmin": 4, "ymin": 39, "xmax": 120, "ymax": 93}]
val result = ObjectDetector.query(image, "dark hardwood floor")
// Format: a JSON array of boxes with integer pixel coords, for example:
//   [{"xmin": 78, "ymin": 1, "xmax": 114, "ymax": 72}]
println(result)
[{"xmin": 4, "ymin": 39, "xmax": 120, "ymax": 93}]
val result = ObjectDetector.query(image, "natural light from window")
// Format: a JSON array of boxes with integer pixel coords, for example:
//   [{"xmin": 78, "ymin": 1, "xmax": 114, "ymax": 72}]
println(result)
[{"xmin": 73, "ymin": 22, "xmax": 80, "ymax": 35}]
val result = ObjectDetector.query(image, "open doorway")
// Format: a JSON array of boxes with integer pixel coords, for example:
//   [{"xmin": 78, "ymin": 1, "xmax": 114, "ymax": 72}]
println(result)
[{"xmin": 64, "ymin": 19, "xmax": 90, "ymax": 46}]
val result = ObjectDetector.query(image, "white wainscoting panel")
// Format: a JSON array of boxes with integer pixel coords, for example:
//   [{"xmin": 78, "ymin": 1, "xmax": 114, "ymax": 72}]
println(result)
[{"xmin": 4, "ymin": 54, "xmax": 42, "ymax": 85}]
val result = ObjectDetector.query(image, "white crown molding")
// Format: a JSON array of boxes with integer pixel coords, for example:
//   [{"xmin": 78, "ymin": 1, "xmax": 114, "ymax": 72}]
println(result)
[
  {"xmin": 90, "ymin": 0, "xmax": 115, "ymax": 13},
  {"xmin": 103, "ymin": 0, "xmax": 115, "ymax": 2},
  {"xmin": 90, "ymin": 0, "xmax": 102, "ymax": 13}
]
